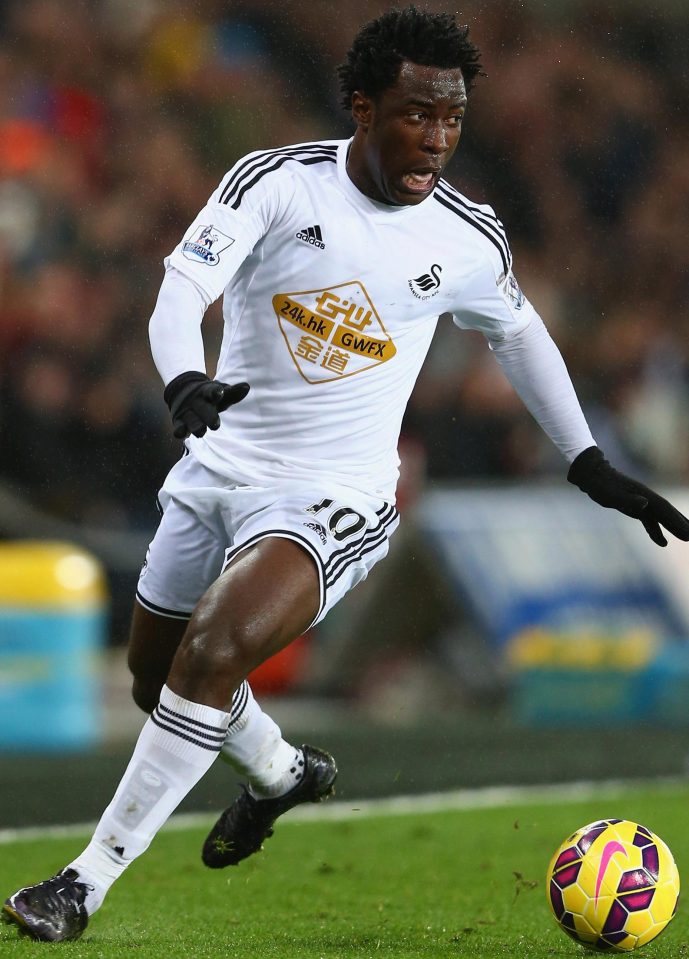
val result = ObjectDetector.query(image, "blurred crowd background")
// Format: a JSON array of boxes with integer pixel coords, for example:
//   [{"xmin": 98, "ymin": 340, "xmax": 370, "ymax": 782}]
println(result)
[{"xmin": 2, "ymin": 0, "xmax": 689, "ymax": 644}]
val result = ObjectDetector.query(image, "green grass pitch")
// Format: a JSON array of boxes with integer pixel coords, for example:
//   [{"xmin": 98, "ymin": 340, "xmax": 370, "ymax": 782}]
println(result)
[{"xmin": 1, "ymin": 783, "xmax": 687, "ymax": 958}]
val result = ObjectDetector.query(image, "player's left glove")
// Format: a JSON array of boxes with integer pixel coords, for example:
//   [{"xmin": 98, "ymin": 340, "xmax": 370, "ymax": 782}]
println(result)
[
  {"xmin": 567, "ymin": 445, "xmax": 689, "ymax": 548},
  {"xmin": 164, "ymin": 371, "xmax": 250, "ymax": 439}
]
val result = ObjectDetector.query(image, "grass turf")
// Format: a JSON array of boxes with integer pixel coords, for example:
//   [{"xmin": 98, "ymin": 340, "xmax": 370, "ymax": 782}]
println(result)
[{"xmin": 1, "ymin": 783, "xmax": 687, "ymax": 958}]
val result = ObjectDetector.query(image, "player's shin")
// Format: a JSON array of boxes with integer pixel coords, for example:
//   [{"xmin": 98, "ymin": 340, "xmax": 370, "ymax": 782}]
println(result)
[{"xmin": 67, "ymin": 685, "xmax": 231, "ymax": 913}]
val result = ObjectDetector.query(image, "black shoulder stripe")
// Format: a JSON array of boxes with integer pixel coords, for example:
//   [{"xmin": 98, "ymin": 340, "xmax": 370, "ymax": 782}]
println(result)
[
  {"xmin": 227, "ymin": 153, "xmax": 337, "ymax": 211},
  {"xmin": 219, "ymin": 141, "xmax": 337, "ymax": 204},
  {"xmin": 437, "ymin": 179, "xmax": 508, "ymax": 233},
  {"xmin": 436, "ymin": 182, "xmax": 511, "ymax": 268},
  {"xmin": 219, "ymin": 144, "xmax": 338, "ymax": 208},
  {"xmin": 434, "ymin": 191, "xmax": 511, "ymax": 274}
]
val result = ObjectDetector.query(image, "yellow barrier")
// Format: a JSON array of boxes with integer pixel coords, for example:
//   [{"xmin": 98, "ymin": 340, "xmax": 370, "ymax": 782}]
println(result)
[
  {"xmin": 0, "ymin": 541, "xmax": 108, "ymax": 750},
  {"xmin": 0, "ymin": 541, "xmax": 106, "ymax": 607}
]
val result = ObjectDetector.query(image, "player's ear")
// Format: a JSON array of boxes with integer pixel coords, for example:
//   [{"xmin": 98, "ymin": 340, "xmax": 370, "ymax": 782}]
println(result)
[{"xmin": 351, "ymin": 91, "xmax": 373, "ymax": 130}]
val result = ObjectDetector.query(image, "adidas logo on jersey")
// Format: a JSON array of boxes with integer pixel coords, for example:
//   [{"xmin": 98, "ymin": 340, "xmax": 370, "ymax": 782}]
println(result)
[{"xmin": 296, "ymin": 225, "xmax": 325, "ymax": 249}]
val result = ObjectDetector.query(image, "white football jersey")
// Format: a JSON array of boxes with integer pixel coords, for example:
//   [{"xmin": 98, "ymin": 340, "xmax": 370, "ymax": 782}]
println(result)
[{"xmin": 164, "ymin": 138, "xmax": 538, "ymax": 499}]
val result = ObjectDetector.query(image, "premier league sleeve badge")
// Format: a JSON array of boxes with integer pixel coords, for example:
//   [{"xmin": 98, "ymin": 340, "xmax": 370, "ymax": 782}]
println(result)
[{"xmin": 182, "ymin": 224, "xmax": 235, "ymax": 265}]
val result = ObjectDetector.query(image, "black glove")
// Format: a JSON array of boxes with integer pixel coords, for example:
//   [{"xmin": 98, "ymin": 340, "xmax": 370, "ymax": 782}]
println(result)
[
  {"xmin": 567, "ymin": 446, "xmax": 689, "ymax": 547},
  {"xmin": 164, "ymin": 371, "xmax": 250, "ymax": 439}
]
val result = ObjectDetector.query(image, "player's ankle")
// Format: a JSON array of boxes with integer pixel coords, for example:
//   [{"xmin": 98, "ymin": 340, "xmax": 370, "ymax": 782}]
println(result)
[
  {"xmin": 247, "ymin": 746, "xmax": 305, "ymax": 798},
  {"xmin": 68, "ymin": 840, "xmax": 129, "ymax": 915},
  {"xmin": 60, "ymin": 866, "xmax": 106, "ymax": 917}
]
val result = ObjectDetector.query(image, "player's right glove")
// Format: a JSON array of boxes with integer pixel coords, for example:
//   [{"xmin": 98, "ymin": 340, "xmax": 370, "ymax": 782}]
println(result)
[
  {"xmin": 164, "ymin": 371, "xmax": 250, "ymax": 440},
  {"xmin": 567, "ymin": 445, "xmax": 689, "ymax": 548}
]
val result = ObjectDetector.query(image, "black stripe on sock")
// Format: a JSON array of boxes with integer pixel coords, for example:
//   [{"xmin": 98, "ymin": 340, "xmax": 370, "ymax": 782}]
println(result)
[
  {"xmin": 154, "ymin": 708, "xmax": 226, "ymax": 749},
  {"xmin": 150, "ymin": 712, "xmax": 224, "ymax": 751},
  {"xmin": 157, "ymin": 702, "xmax": 227, "ymax": 736},
  {"xmin": 228, "ymin": 682, "xmax": 249, "ymax": 726}
]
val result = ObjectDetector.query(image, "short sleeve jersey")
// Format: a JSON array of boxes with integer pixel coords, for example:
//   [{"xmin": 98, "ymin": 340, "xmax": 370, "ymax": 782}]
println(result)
[{"xmin": 165, "ymin": 139, "xmax": 536, "ymax": 500}]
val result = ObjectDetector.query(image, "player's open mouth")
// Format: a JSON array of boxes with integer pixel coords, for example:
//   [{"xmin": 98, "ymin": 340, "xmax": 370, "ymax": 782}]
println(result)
[{"xmin": 401, "ymin": 170, "xmax": 439, "ymax": 194}]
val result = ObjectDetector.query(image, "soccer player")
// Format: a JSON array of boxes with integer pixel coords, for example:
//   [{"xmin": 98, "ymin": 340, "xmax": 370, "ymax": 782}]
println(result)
[{"xmin": 5, "ymin": 5, "xmax": 689, "ymax": 943}]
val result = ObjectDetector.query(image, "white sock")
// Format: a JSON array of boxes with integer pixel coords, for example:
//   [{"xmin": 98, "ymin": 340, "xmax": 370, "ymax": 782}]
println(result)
[
  {"xmin": 68, "ymin": 685, "xmax": 230, "ymax": 914},
  {"xmin": 221, "ymin": 681, "xmax": 304, "ymax": 797}
]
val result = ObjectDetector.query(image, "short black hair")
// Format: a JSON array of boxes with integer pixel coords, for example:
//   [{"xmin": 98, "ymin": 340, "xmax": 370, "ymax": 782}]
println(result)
[{"xmin": 338, "ymin": 6, "xmax": 483, "ymax": 110}]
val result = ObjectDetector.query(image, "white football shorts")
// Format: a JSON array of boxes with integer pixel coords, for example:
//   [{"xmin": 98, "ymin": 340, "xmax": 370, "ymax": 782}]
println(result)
[{"xmin": 136, "ymin": 452, "xmax": 399, "ymax": 627}]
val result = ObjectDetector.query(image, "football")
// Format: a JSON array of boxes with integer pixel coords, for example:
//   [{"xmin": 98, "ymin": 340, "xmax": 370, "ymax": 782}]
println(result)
[{"xmin": 546, "ymin": 819, "xmax": 680, "ymax": 951}]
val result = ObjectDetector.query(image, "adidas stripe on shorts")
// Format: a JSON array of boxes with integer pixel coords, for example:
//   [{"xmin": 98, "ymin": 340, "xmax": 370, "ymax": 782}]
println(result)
[{"xmin": 136, "ymin": 453, "xmax": 399, "ymax": 627}]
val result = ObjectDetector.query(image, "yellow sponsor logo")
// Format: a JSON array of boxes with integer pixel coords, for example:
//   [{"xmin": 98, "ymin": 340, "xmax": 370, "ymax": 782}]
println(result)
[
  {"xmin": 273, "ymin": 281, "xmax": 396, "ymax": 383},
  {"xmin": 312, "ymin": 290, "xmax": 374, "ymax": 331},
  {"xmin": 332, "ymin": 326, "xmax": 394, "ymax": 359},
  {"xmin": 274, "ymin": 295, "xmax": 334, "ymax": 341}
]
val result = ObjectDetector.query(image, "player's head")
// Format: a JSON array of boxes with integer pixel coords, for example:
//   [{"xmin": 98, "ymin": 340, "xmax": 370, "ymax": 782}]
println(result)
[
  {"xmin": 339, "ymin": 6, "xmax": 482, "ymax": 207},
  {"xmin": 338, "ymin": 6, "xmax": 482, "ymax": 109}
]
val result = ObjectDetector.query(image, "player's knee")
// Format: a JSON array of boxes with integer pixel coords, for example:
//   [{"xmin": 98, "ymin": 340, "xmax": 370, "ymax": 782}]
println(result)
[{"xmin": 176, "ymin": 612, "xmax": 272, "ymax": 687}]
